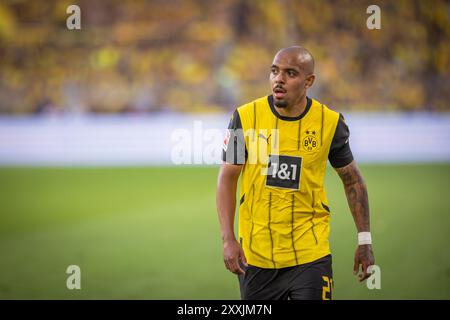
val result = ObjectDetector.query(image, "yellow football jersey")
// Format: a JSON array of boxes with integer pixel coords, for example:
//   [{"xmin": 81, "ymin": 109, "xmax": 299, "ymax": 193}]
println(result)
[{"xmin": 223, "ymin": 95, "xmax": 353, "ymax": 269}]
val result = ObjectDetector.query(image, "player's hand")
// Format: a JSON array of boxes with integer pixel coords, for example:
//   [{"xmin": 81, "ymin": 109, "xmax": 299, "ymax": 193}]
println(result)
[
  {"xmin": 353, "ymin": 244, "xmax": 375, "ymax": 282},
  {"xmin": 223, "ymin": 239, "xmax": 247, "ymax": 275}
]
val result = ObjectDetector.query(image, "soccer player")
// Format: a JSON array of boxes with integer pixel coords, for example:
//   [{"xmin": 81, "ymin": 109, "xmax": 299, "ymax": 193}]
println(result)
[{"xmin": 216, "ymin": 46, "xmax": 375, "ymax": 300}]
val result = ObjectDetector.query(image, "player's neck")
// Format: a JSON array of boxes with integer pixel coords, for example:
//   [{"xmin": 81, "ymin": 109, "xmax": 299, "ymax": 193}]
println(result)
[{"xmin": 275, "ymin": 95, "xmax": 307, "ymax": 118}]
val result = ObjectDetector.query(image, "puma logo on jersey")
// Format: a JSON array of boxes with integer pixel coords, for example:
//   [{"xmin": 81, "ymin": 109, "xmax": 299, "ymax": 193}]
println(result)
[{"xmin": 258, "ymin": 133, "xmax": 271, "ymax": 144}]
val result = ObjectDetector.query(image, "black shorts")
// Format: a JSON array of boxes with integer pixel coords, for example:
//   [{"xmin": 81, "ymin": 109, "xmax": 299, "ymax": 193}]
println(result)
[{"xmin": 238, "ymin": 254, "xmax": 333, "ymax": 300}]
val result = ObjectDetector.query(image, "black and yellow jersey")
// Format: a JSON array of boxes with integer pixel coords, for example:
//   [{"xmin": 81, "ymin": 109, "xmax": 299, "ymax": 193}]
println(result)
[{"xmin": 222, "ymin": 95, "xmax": 353, "ymax": 269}]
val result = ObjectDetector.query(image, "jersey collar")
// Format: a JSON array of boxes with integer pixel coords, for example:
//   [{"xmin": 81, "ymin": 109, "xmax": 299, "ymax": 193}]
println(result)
[{"xmin": 268, "ymin": 95, "xmax": 312, "ymax": 121}]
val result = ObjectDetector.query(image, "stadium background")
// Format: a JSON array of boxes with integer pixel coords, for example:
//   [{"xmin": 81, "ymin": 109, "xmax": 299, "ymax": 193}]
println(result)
[{"xmin": 0, "ymin": 0, "xmax": 449, "ymax": 299}]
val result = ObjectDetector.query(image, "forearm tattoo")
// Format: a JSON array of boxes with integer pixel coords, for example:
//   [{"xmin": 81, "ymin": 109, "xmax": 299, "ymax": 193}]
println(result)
[{"xmin": 336, "ymin": 162, "xmax": 370, "ymax": 232}]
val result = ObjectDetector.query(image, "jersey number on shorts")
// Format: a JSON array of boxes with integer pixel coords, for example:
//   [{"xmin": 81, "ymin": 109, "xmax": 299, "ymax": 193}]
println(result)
[
  {"xmin": 322, "ymin": 276, "xmax": 333, "ymax": 300},
  {"xmin": 266, "ymin": 155, "xmax": 302, "ymax": 190}
]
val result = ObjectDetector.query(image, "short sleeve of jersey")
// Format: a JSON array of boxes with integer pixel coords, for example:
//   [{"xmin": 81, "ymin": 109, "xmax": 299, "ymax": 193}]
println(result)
[
  {"xmin": 222, "ymin": 109, "xmax": 247, "ymax": 165},
  {"xmin": 328, "ymin": 113, "xmax": 354, "ymax": 168}
]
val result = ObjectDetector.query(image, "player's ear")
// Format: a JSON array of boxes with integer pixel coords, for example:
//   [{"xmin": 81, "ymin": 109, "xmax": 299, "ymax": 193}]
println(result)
[{"xmin": 305, "ymin": 74, "xmax": 315, "ymax": 89}]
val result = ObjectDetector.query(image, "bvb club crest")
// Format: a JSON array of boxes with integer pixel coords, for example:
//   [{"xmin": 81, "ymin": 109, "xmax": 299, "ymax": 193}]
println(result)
[{"xmin": 303, "ymin": 130, "xmax": 319, "ymax": 151}]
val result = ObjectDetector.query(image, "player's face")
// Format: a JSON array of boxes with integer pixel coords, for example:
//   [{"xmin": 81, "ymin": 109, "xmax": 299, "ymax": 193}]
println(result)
[{"xmin": 270, "ymin": 53, "xmax": 310, "ymax": 109}]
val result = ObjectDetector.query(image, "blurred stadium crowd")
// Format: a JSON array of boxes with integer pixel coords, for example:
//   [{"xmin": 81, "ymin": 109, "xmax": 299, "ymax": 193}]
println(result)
[{"xmin": 0, "ymin": 0, "xmax": 448, "ymax": 115}]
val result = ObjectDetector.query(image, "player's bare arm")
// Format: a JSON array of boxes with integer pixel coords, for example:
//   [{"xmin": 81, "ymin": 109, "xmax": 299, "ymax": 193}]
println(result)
[
  {"xmin": 335, "ymin": 160, "xmax": 375, "ymax": 282},
  {"xmin": 216, "ymin": 163, "xmax": 247, "ymax": 275}
]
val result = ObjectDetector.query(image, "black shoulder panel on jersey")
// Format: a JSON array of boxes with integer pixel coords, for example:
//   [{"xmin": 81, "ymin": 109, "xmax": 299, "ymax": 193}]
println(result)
[
  {"xmin": 227, "ymin": 109, "xmax": 243, "ymax": 130},
  {"xmin": 328, "ymin": 113, "xmax": 354, "ymax": 168},
  {"xmin": 222, "ymin": 109, "xmax": 247, "ymax": 164}
]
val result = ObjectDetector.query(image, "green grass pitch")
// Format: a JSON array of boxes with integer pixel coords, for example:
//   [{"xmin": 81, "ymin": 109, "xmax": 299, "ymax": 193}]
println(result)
[{"xmin": 0, "ymin": 164, "xmax": 449, "ymax": 299}]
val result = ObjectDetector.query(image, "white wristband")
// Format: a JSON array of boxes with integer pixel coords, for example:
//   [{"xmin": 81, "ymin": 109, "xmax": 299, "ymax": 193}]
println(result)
[{"xmin": 358, "ymin": 232, "xmax": 372, "ymax": 245}]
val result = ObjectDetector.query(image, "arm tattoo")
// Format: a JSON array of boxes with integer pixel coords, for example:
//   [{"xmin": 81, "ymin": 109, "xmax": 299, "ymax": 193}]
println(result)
[{"xmin": 335, "ymin": 162, "xmax": 370, "ymax": 232}]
